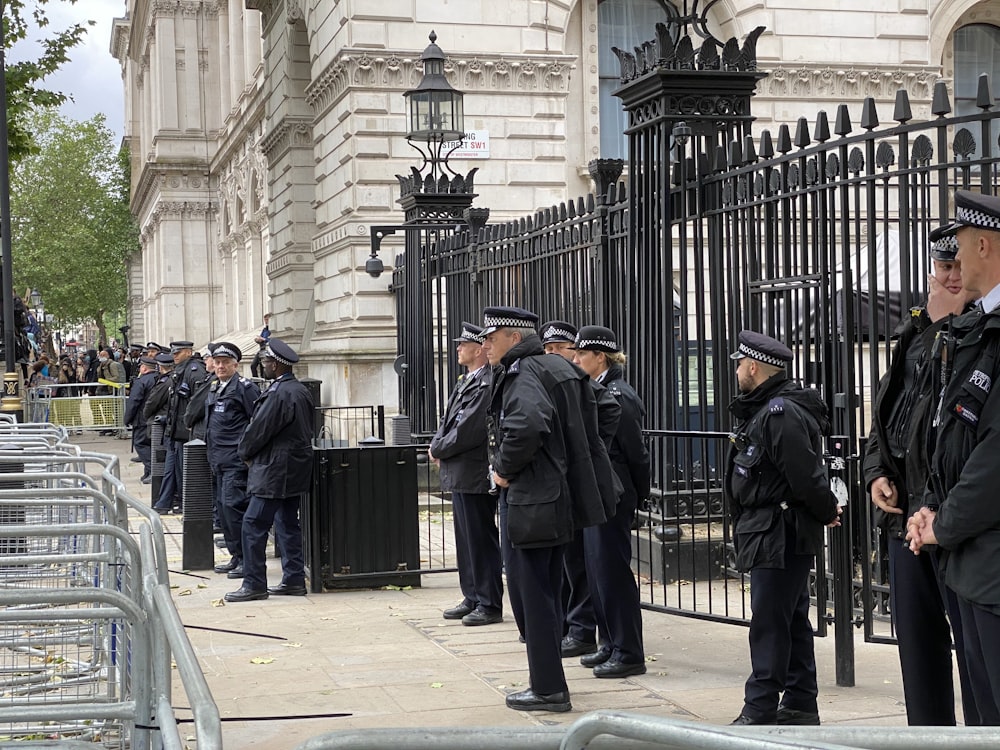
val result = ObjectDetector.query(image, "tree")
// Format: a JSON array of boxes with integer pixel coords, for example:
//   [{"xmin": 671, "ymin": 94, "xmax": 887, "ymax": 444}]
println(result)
[
  {"xmin": 4, "ymin": 1, "xmax": 92, "ymax": 162},
  {"xmin": 9, "ymin": 109, "xmax": 139, "ymax": 347}
]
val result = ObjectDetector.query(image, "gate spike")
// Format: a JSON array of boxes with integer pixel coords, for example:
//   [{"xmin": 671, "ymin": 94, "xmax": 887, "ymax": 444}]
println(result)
[
  {"xmin": 776, "ymin": 124, "xmax": 792, "ymax": 154},
  {"xmin": 861, "ymin": 97, "xmax": 879, "ymax": 130},
  {"xmin": 813, "ymin": 111, "xmax": 831, "ymax": 143},
  {"xmin": 931, "ymin": 80, "xmax": 952, "ymax": 117},
  {"xmin": 715, "ymin": 145, "xmax": 728, "ymax": 173},
  {"xmin": 586, "ymin": 193, "xmax": 595, "ymax": 212},
  {"xmin": 743, "ymin": 134, "xmax": 757, "ymax": 164},
  {"xmin": 759, "ymin": 130, "xmax": 774, "ymax": 159},
  {"xmin": 834, "ymin": 104, "xmax": 853, "ymax": 136},
  {"xmin": 794, "ymin": 118, "xmax": 811, "ymax": 149},
  {"xmin": 977, "ymin": 73, "xmax": 994, "ymax": 109},
  {"xmin": 728, "ymin": 139, "xmax": 743, "ymax": 168},
  {"xmin": 893, "ymin": 89, "xmax": 912, "ymax": 123}
]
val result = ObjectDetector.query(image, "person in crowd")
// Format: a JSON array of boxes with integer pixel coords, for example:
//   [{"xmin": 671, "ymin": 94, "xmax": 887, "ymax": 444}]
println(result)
[
  {"xmin": 429, "ymin": 322, "xmax": 503, "ymax": 626},
  {"xmin": 205, "ymin": 342, "xmax": 260, "ymax": 582},
  {"xmin": 726, "ymin": 330, "xmax": 841, "ymax": 726},
  {"xmin": 907, "ymin": 190, "xmax": 1000, "ymax": 725},
  {"xmin": 51, "ymin": 356, "xmax": 81, "ymax": 430},
  {"xmin": 125, "ymin": 355, "xmax": 159, "ymax": 484},
  {"xmin": 572, "ymin": 325, "xmax": 649, "ymax": 678},
  {"xmin": 863, "ymin": 227, "xmax": 979, "ymax": 726},
  {"xmin": 96, "ymin": 347, "xmax": 127, "ymax": 434},
  {"xmin": 153, "ymin": 341, "xmax": 207, "ymax": 515},
  {"xmin": 481, "ymin": 306, "xmax": 616, "ymax": 713},
  {"xmin": 226, "ymin": 338, "xmax": 314, "ymax": 602},
  {"xmin": 250, "ymin": 313, "xmax": 271, "ymax": 379}
]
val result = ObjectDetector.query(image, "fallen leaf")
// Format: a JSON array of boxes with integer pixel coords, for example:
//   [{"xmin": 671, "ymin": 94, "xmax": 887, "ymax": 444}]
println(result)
[
  {"xmin": 645, "ymin": 656, "xmax": 657, "ymax": 662},
  {"xmin": 250, "ymin": 657, "xmax": 275, "ymax": 665},
  {"xmin": 284, "ymin": 642, "xmax": 303, "ymax": 648},
  {"xmin": 430, "ymin": 682, "xmax": 444, "ymax": 688},
  {"xmin": 211, "ymin": 599, "xmax": 225, "ymax": 607},
  {"xmin": 197, "ymin": 583, "xmax": 208, "ymax": 589},
  {"xmin": 177, "ymin": 589, "xmax": 192, "ymax": 596}
]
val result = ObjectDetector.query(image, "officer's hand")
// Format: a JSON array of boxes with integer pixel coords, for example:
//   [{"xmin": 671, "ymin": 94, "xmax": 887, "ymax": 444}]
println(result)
[
  {"xmin": 926, "ymin": 273, "xmax": 965, "ymax": 322},
  {"xmin": 826, "ymin": 505, "xmax": 843, "ymax": 528},
  {"xmin": 906, "ymin": 507, "xmax": 938, "ymax": 554},
  {"xmin": 493, "ymin": 472, "xmax": 510, "ymax": 488},
  {"xmin": 427, "ymin": 447, "xmax": 439, "ymax": 466},
  {"xmin": 870, "ymin": 476, "xmax": 902, "ymax": 514}
]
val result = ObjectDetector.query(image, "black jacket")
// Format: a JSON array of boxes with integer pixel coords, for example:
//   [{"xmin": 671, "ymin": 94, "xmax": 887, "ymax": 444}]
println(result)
[
  {"xmin": 726, "ymin": 373, "xmax": 839, "ymax": 571},
  {"xmin": 926, "ymin": 306, "xmax": 1000, "ymax": 609},
  {"xmin": 430, "ymin": 365, "xmax": 492, "ymax": 494},
  {"xmin": 124, "ymin": 370, "xmax": 157, "ymax": 428},
  {"xmin": 205, "ymin": 376, "xmax": 261, "ymax": 472},
  {"xmin": 487, "ymin": 334, "xmax": 616, "ymax": 548},
  {"xmin": 165, "ymin": 355, "xmax": 208, "ymax": 442},
  {"xmin": 184, "ymin": 374, "xmax": 218, "ymax": 441},
  {"xmin": 142, "ymin": 374, "xmax": 171, "ymax": 423},
  {"xmin": 603, "ymin": 365, "xmax": 651, "ymax": 511},
  {"xmin": 238, "ymin": 373, "xmax": 315, "ymax": 499}
]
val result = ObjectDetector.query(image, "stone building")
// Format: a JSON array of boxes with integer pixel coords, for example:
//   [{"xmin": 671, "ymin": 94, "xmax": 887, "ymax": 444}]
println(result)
[{"xmin": 110, "ymin": 0, "xmax": 1000, "ymax": 408}]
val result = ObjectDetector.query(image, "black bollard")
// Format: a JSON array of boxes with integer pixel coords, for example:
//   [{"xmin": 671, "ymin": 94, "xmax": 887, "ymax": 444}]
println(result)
[
  {"xmin": 181, "ymin": 439, "xmax": 214, "ymax": 570},
  {"xmin": 150, "ymin": 419, "xmax": 166, "ymax": 503}
]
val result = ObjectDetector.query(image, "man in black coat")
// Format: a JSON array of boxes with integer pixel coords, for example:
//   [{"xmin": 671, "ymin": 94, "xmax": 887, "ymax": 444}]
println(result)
[
  {"xmin": 726, "ymin": 330, "xmax": 840, "ymax": 726},
  {"xmin": 908, "ymin": 190, "xmax": 1000, "ymax": 724},
  {"xmin": 482, "ymin": 306, "xmax": 616, "ymax": 713},
  {"xmin": 863, "ymin": 228, "xmax": 978, "ymax": 726},
  {"xmin": 124, "ymin": 356, "xmax": 158, "ymax": 484},
  {"xmin": 226, "ymin": 338, "xmax": 314, "ymax": 603},
  {"xmin": 429, "ymin": 322, "xmax": 503, "ymax": 626}
]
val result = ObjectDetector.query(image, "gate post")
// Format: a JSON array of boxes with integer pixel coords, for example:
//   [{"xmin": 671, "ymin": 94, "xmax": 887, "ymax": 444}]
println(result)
[{"xmin": 827, "ymin": 435, "xmax": 856, "ymax": 687}]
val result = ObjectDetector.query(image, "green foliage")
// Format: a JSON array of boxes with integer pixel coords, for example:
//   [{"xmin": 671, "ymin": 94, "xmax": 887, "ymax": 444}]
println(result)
[
  {"xmin": 5, "ymin": 0, "xmax": 93, "ymax": 161},
  {"xmin": 9, "ymin": 110, "xmax": 138, "ymax": 344}
]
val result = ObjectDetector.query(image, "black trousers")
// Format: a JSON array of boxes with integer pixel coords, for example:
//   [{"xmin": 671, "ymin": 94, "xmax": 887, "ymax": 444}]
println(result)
[
  {"xmin": 957, "ymin": 597, "xmax": 1000, "ymax": 725},
  {"xmin": 562, "ymin": 531, "xmax": 596, "ymax": 643},
  {"xmin": 451, "ymin": 491, "xmax": 503, "ymax": 614},
  {"xmin": 888, "ymin": 538, "xmax": 979, "ymax": 725},
  {"xmin": 500, "ymin": 491, "xmax": 567, "ymax": 695}
]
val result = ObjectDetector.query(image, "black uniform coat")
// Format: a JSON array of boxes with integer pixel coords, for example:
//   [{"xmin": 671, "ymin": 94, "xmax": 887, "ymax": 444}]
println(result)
[
  {"xmin": 603, "ymin": 365, "xmax": 651, "ymax": 509},
  {"xmin": 142, "ymin": 374, "xmax": 171, "ymax": 423},
  {"xmin": 205, "ymin": 376, "xmax": 261, "ymax": 472},
  {"xmin": 184, "ymin": 374, "xmax": 218, "ymax": 441},
  {"xmin": 125, "ymin": 370, "xmax": 157, "ymax": 429},
  {"xmin": 487, "ymin": 334, "xmax": 616, "ymax": 548},
  {"xmin": 430, "ymin": 365, "xmax": 492, "ymax": 494},
  {"xmin": 165, "ymin": 355, "xmax": 207, "ymax": 442},
  {"xmin": 726, "ymin": 373, "xmax": 839, "ymax": 572},
  {"xmin": 238, "ymin": 372, "xmax": 315, "ymax": 499},
  {"xmin": 926, "ymin": 307, "xmax": 1000, "ymax": 609}
]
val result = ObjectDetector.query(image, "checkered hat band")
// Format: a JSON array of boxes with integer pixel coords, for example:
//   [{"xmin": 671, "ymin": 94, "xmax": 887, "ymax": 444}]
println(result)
[
  {"xmin": 213, "ymin": 345, "xmax": 239, "ymax": 359},
  {"xmin": 578, "ymin": 338, "xmax": 618, "ymax": 350},
  {"xmin": 739, "ymin": 343, "xmax": 785, "ymax": 367},
  {"xmin": 461, "ymin": 327, "xmax": 485, "ymax": 343},
  {"xmin": 265, "ymin": 346, "xmax": 294, "ymax": 365},
  {"xmin": 484, "ymin": 316, "xmax": 535, "ymax": 330},
  {"xmin": 543, "ymin": 327, "xmax": 576, "ymax": 341},
  {"xmin": 934, "ymin": 235, "xmax": 958, "ymax": 252},
  {"xmin": 958, "ymin": 205, "xmax": 1000, "ymax": 231}
]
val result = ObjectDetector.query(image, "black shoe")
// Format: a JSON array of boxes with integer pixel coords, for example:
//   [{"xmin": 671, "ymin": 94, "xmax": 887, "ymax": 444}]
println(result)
[
  {"xmin": 580, "ymin": 646, "xmax": 612, "ymax": 667},
  {"xmin": 224, "ymin": 586, "xmax": 268, "ymax": 602},
  {"xmin": 214, "ymin": 556, "xmax": 239, "ymax": 574},
  {"xmin": 130, "ymin": 456, "xmax": 142, "ymax": 463},
  {"xmin": 776, "ymin": 707, "xmax": 820, "ymax": 726},
  {"xmin": 171, "ymin": 505, "xmax": 182, "ymax": 515},
  {"xmin": 505, "ymin": 688, "xmax": 572, "ymax": 713},
  {"xmin": 153, "ymin": 506, "xmax": 170, "ymax": 515},
  {"xmin": 518, "ymin": 634, "xmax": 525, "ymax": 644},
  {"xmin": 140, "ymin": 476, "xmax": 152, "ymax": 485},
  {"xmin": 226, "ymin": 565, "xmax": 245, "ymax": 579},
  {"xmin": 443, "ymin": 602, "xmax": 474, "ymax": 620},
  {"xmin": 268, "ymin": 582, "xmax": 308, "ymax": 596},
  {"xmin": 561, "ymin": 636, "xmax": 598, "ymax": 658},
  {"xmin": 212, "ymin": 526, "xmax": 223, "ymax": 534},
  {"xmin": 462, "ymin": 607, "xmax": 503, "ymax": 626},
  {"xmin": 593, "ymin": 658, "xmax": 647, "ymax": 678},
  {"xmin": 730, "ymin": 713, "xmax": 773, "ymax": 726}
]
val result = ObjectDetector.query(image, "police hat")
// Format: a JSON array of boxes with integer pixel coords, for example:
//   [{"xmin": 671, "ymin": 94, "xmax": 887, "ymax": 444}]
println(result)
[
  {"xmin": 146, "ymin": 341, "xmax": 167, "ymax": 353},
  {"xmin": 481, "ymin": 306, "xmax": 539, "ymax": 335},
  {"xmin": 139, "ymin": 355, "xmax": 158, "ymax": 366},
  {"xmin": 452, "ymin": 322, "xmax": 485, "ymax": 344},
  {"xmin": 939, "ymin": 190, "xmax": 1000, "ymax": 237},
  {"xmin": 154, "ymin": 352, "xmax": 175, "ymax": 366},
  {"xmin": 929, "ymin": 225, "xmax": 959, "ymax": 261},
  {"xmin": 262, "ymin": 338, "xmax": 299, "ymax": 365},
  {"xmin": 729, "ymin": 330, "xmax": 793, "ymax": 367},
  {"xmin": 540, "ymin": 320, "xmax": 578, "ymax": 345},
  {"xmin": 210, "ymin": 341, "xmax": 243, "ymax": 361},
  {"xmin": 574, "ymin": 325, "xmax": 621, "ymax": 353},
  {"xmin": 169, "ymin": 340, "xmax": 194, "ymax": 354}
]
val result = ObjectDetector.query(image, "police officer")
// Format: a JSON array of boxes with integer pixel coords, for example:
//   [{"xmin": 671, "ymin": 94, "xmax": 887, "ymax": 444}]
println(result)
[
  {"xmin": 908, "ymin": 190, "xmax": 1000, "ymax": 724},
  {"xmin": 184, "ymin": 346, "xmax": 217, "ymax": 442},
  {"xmin": 204, "ymin": 342, "xmax": 260, "ymax": 581},
  {"xmin": 226, "ymin": 338, "xmax": 314, "ymax": 602},
  {"xmin": 153, "ymin": 341, "xmax": 207, "ymax": 514},
  {"xmin": 573, "ymin": 326, "xmax": 649, "ymax": 678},
  {"xmin": 726, "ymin": 330, "xmax": 840, "ymax": 726},
  {"xmin": 125, "ymin": 355, "xmax": 158, "ymax": 484},
  {"xmin": 429, "ymin": 322, "xmax": 503, "ymax": 626},
  {"xmin": 481, "ymin": 306, "xmax": 616, "ymax": 713},
  {"xmin": 864, "ymin": 227, "xmax": 979, "ymax": 726}
]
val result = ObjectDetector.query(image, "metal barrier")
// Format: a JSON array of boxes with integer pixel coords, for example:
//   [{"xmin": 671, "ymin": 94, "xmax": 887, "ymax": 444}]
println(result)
[
  {"xmin": 25, "ymin": 384, "xmax": 128, "ymax": 434},
  {"xmin": 316, "ymin": 405, "xmax": 386, "ymax": 447},
  {"xmin": 0, "ymin": 425, "xmax": 221, "ymax": 749}
]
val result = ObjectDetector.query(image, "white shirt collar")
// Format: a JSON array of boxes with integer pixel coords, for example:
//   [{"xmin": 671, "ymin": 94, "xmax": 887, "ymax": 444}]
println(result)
[{"xmin": 980, "ymin": 282, "xmax": 1000, "ymax": 314}]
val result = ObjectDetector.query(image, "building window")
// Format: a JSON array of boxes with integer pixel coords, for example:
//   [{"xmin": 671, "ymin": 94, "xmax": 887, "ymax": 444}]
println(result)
[
  {"xmin": 598, "ymin": 0, "xmax": 678, "ymax": 159},
  {"xmin": 954, "ymin": 24, "xmax": 1000, "ymax": 118}
]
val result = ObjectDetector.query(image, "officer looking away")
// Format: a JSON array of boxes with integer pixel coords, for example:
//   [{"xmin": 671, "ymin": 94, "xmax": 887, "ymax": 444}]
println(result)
[
  {"xmin": 863, "ymin": 227, "xmax": 979, "ymax": 726},
  {"xmin": 908, "ymin": 190, "xmax": 1000, "ymax": 724},
  {"xmin": 726, "ymin": 330, "xmax": 840, "ymax": 726},
  {"xmin": 429, "ymin": 322, "xmax": 504, "ymax": 627}
]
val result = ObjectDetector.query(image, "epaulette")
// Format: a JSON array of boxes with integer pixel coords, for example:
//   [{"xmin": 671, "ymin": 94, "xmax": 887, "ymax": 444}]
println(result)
[
  {"xmin": 768, "ymin": 396, "xmax": 784, "ymax": 415},
  {"xmin": 507, "ymin": 358, "xmax": 521, "ymax": 375},
  {"xmin": 607, "ymin": 383, "xmax": 623, "ymax": 397}
]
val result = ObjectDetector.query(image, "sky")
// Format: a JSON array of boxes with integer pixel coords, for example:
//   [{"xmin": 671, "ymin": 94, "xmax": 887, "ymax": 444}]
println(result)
[{"xmin": 9, "ymin": 0, "xmax": 127, "ymax": 143}]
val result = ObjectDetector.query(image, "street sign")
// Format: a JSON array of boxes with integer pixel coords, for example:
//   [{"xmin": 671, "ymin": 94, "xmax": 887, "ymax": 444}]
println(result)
[{"xmin": 443, "ymin": 130, "xmax": 490, "ymax": 160}]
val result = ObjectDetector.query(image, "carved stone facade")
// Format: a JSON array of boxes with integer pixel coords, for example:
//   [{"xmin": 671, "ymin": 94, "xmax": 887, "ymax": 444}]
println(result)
[{"xmin": 112, "ymin": 0, "xmax": 994, "ymax": 408}]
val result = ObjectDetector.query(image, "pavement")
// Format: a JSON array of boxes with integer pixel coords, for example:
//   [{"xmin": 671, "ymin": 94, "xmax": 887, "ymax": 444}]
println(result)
[{"xmin": 74, "ymin": 433, "xmax": 958, "ymax": 749}]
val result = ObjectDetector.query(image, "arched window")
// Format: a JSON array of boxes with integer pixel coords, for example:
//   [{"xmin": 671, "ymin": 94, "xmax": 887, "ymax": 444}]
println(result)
[
  {"xmin": 598, "ymin": 0, "xmax": 678, "ymax": 159},
  {"xmin": 953, "ymin": 24, "xmax": 1000, "ymax": 118}
]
